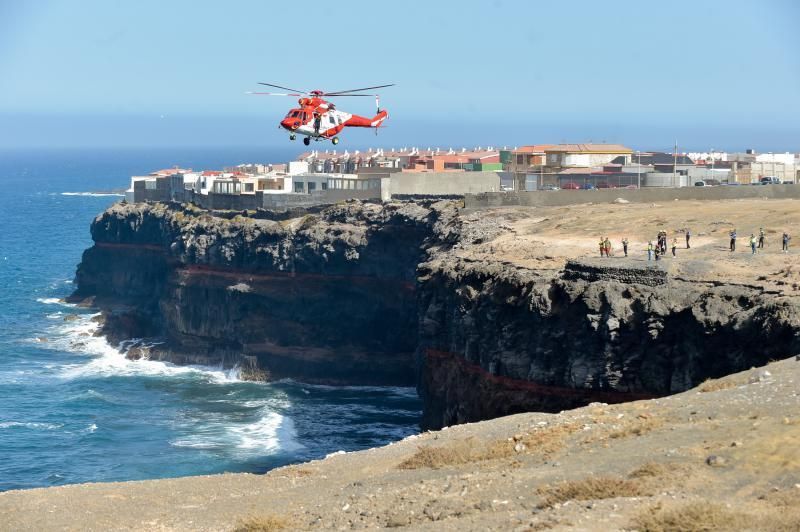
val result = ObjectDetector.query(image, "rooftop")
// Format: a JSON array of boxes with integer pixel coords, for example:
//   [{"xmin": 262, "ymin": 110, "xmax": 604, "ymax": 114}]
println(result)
[{"xmin": 546, "ymin": 143, "xmax": 633, "ymax": 154}]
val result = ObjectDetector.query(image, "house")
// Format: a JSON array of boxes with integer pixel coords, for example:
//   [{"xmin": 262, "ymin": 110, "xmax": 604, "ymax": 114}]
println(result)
[
  {"xmin": 544, "ymin": 144, "xmax": 633, "ymax": 169},
  {"xmin": 501, "ymin": 145, "xmax": 554, "ymax": 190}
]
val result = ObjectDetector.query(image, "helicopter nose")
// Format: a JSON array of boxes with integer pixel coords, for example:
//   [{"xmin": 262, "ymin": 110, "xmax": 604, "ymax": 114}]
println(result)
[{"xmin": 281, "ymin": 118, "xmax": 301, "ymax": 130}]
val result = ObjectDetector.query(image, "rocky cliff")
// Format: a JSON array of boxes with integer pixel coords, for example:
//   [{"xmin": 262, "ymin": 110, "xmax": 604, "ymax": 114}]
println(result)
[
  {"xmin": 71, "ymin": 200, "xmax": 459, "ymax": 386},
  {"xmin": 72, "ymin": 200, "xmax": 800, "ymax": 429}
]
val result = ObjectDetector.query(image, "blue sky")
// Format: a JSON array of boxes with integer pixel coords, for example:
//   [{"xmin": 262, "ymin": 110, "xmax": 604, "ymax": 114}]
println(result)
[{"xmin": 1, "ymin": 0, "xmax": 798, "ymax": 151}]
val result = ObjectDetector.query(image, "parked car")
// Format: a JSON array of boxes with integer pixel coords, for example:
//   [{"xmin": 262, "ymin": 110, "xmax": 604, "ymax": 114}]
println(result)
[
  {"xmin": 540, "ymin": 184, "xmax": 560, "ymax": 191},
  {"xmin": 561, "ymin": 182, "xmax": 581, "ymax": 190},
  {"xmin": 624, "ymin": 184, "xmax": 639, "ymax": 189},
  {"xmin": 760, "ymin": 176, "xmax": 781, "ymax": 185},
  {"xmin": 596, "ymin": 182, "xmax": 614, "ymax": 189},
  {"xmin": 694, "ymin": 181, "xmax": 706, "ymax": 187},
  {"xmin": 582, "ymin": 183, "xmax": 596, "ymax": 190}
]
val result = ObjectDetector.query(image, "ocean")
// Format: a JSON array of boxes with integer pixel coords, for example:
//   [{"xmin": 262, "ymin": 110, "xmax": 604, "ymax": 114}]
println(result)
[{"xmin": 0, "ymin": 147, "xmax": 421, "ymax": 492}]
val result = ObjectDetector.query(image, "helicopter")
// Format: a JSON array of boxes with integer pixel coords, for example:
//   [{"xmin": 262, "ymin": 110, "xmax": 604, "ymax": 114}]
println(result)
[{"xmin": 249, "ymin": 82, "xmax": 393, "ymax": 146}]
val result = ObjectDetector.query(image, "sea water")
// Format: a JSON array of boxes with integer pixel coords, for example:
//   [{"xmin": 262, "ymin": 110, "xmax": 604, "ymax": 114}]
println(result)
[{"xmin": 0, "ymin": 148, "xmax": 420, "ymax": 492}]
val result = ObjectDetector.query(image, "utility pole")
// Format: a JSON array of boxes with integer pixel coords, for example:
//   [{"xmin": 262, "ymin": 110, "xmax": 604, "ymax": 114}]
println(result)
[
  {"xmin": 637, "ymin": 150, "xmax": 641, "ymax": 189},
  {"xmin": 710, "ymin": 148, "xmax": 715, "ymax": 183},
  {"xmin": 672, "ymin": 140, "xmax": 678, "ymax": 187}
]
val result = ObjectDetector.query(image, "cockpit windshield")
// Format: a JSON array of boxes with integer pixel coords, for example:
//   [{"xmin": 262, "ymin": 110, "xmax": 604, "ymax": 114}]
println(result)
[{"xmin": 287, "ymin": 110, "xmax": 301, "ymax": 118}]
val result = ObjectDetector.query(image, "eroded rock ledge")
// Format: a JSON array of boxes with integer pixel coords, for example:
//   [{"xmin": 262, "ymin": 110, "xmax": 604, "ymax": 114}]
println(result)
[{"xmin": 71, "ymin": 200, "xmax": 800, "ymax": 429}]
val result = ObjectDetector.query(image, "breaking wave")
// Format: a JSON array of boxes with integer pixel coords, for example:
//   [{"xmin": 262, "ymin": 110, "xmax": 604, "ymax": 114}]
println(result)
[
  {"xmin": 47, "ymin": 313, "xmax": 241, "ymax": 383},
  {"xmin": 0, "ymin": 421, "xmax": 64, "ymax": 430},
  {"xmin": 170, "ymin": 410, "xmax": 302, "ymax": 455}
]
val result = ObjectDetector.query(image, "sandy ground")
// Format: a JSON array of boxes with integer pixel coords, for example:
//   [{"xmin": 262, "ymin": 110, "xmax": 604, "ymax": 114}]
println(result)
[
  {"xmin": 2, "ymin": 198, "xmax": 799, "ymax": 531},
  {"xmin": 1, "ymin": 357, "xmax": 798, "ymax": 531},
  {"xmin": 460, "ymin": 198, "xmax": 800, "ymax": 293}
]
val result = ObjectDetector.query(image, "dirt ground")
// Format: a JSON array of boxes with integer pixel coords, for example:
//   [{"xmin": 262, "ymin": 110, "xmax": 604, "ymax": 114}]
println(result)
[{"xmin": 460, "ymin": 198, "xmax": 800, "ymax": 293}]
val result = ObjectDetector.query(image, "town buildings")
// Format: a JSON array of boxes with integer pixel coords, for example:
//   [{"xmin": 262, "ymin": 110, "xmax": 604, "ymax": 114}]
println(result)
[{"xmin": 124, "ymin": 144, "xmax": 800, "ymax": 209}]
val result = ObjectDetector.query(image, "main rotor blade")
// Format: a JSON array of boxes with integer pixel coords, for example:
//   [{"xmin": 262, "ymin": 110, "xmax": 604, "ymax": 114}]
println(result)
[
  {"xmin": 247, "ymin": 92, "xmax": 303, "ymax": 96},
  {"xmin": 258, "ymin": 82, "xmax": 307, "ymax": 93},
  {"xmin": 324, "ymin": 94, "xmax": 373, "ymax": 97},
  {"xmin": 325, "ymin": 84, "xmax": 395, "ymax": 95}
]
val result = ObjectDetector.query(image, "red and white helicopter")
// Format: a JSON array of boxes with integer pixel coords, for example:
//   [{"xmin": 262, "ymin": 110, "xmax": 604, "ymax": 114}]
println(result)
[{"xmin": 249, "ymin": 82, "xmax": 393, "ymax": 146}]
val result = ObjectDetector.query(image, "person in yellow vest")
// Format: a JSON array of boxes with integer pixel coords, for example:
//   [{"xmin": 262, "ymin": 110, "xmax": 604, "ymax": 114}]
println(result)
[
  {"xmin": 599, "ymin": 237, "xmax": 606, "ymax": 257},
  {"xmin": 604, "ymin": 237, "xmax": 612, "ymax": 257}
]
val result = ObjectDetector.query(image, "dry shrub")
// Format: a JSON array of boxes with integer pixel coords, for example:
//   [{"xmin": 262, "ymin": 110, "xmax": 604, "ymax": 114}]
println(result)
[
  {"xmin": 697, "ymin": 378, "xmax": 736, "ymax": 393},
  {"xmin": 536, "ymin": 476, "xmax": 646, "ymax": 508},
  {"xmin": 399, "ymin": 424, "xmax": 578, "ymax": 470},
  {"xmin": 632, "ymin": 501, "xmax": 740, "ymax": 532},
  {"xmin": 608, "ymin": 416, "xmax": 663, "ymax": 439},
  {"xmin": 234, "ymin": 514, "xmax": 292, "ymax": 532},
  {"xmin": 286, "ymin": 467, "xmax": 313, "ymax": 478},
  {"xmin": 628, "ymin": 462, "xmax": 671, "ymax": 479},
  {"xmin": 398, "ymin": 438, "xmax": 479, "ymax": 470}
]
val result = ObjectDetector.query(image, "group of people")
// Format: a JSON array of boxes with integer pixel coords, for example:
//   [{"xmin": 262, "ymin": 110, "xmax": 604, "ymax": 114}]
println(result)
[
  {"xmin": 598, "ymin": 237, "xmax": 613, "ymax": 257},
  {"xmin": 599, "ymin": 226, "xmax": 791, "ymax": 262},
  {"xmin": 730, "ymin": 228, "xmax": 793, "ymax": 254},
  {"xmin": 644, "ymin": 230, "xmax": 682, "ymax": 261}
]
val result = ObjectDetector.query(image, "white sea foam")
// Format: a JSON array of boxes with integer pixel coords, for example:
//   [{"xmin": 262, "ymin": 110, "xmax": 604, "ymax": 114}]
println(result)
[
  {"xmin": 0, "ymin": 421, "xmax": 63, "ymax": 430},
  {"xmin": 294, "ymin": 381, "xmax": 419, "ymax": 398},
  {"xmin": 50, "ymin": 314, "xmax": 242, "ymax": 383},
  {"xmin": 61, "ymin": 192, "xmax": 124, "ymax": 197},
  {"xmin": 36, "ymin": 297, "xmax": 73, "ymax": 306},
  {"xmin": 170, "ymin": 410, "xmax": 301, "ymax": 455},
  {"xmin": 42, "ymin": 313, "xmax": 304, "ymax": 456}
]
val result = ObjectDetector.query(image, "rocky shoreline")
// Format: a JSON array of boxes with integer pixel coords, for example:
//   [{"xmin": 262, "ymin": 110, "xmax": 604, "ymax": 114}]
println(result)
[{"xmin": 69, "ymin": 199, "xmax": 800, "ymax": 429}]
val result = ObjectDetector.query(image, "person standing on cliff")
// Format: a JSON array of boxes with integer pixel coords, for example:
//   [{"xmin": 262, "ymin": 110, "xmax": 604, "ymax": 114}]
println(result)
[
  {"xmin": 758, "ymin": 227, "xmax": 766, "ymax": 249},
  {"xmin": 783, "ymin": 232, "xmax": 791, "ymax": 253},
  {"xmin": 622, "ymin": 237, "xmax": 629, "ymax": 257},
  {"xmin": 604, "ymin": 237, "xmax": 612, "ymax": 257},
  {"xmin": 599, "ymin": 237, "xmax": 606, "ymax": 257},
  {"xmin": 750, "ymin": 233, "xmax": 757, "ymax": 254},
  {"xmin": 671, "ymin": 238, "xmax": 678, "ymax": 257},
  {"xmin": 685, "ymin": 228, "xmax": 691, "ymax": 249},
  {"xmin": 730, "ymin": 229, "xmax": 737, "ymax": 252},
  {"xmin": 647, "ymin": 241, "xmax": 653, "ymax": 261}
]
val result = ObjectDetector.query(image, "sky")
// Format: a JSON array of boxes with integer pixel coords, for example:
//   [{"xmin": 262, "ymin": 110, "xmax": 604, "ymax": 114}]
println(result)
[{"xmin": 1, "ymin": 0, "xmax": 799, "ymax": 152}]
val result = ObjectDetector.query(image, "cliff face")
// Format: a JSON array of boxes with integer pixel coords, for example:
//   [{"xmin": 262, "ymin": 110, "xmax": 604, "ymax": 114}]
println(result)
[
  {"xmin": 415, "ymin": 257, "xmax": 800, "ymax": 428},
  {"xmin": 72, "ymin": 200, "xmax": 800, "ymax": 429},
  {"xmin": 72, "ymin": 201, "xmax": 459, "ymax": 385}
]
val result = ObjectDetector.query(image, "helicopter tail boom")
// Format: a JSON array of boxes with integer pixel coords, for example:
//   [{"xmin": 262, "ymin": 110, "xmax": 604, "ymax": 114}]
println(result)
[{"xmin": 345, "ymin": 110, "xmax": 388, "ymax": 128}]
